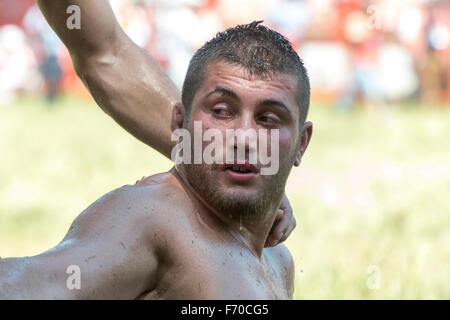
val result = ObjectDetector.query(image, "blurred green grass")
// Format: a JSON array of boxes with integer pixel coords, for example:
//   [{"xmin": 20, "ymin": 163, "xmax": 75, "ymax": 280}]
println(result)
[{"xmin": 0, "ymin": 95, "xmax": 449, "ymax": 299}]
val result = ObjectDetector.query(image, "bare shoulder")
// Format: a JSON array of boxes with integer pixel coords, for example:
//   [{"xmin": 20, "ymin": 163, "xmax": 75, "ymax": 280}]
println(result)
[
  {"xmin": 266, "ymin": 243, "xmax": 295, "ymax": 274},
  {"xmin": 64, "ymin": 172, "xmax": 193, "ymax": 246},
  {"xmin": 4, "ymin": 172, "xmax": 194, "ymax": 299},
  {"xmin": 265, "ymin": 243, "xmax": 295, "ymax": 299}
]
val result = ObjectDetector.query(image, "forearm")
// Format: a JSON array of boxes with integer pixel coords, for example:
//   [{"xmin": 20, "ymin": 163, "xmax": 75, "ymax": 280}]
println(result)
[
  {"xmin": 36, "ymin": 0, "xmax": 118, "ymax": 57},
  {"xmin": 0, "ymin": 257, "xmax": 37, "ymax": 299},
  {"xmin": 76, "ymin": 43, "xmax": 179, "ymax": 158}
]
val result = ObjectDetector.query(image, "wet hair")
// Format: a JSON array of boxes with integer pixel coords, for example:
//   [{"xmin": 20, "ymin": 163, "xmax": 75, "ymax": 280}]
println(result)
[{"xmin": 181, "ymin": 20, "xmax": 310, "ymax": 126}]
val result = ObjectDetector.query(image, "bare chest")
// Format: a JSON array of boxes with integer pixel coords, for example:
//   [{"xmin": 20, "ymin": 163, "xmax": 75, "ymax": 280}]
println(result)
[{"xmin": 144, "ymin": 237, "xmax": 289, "ymax": 300}]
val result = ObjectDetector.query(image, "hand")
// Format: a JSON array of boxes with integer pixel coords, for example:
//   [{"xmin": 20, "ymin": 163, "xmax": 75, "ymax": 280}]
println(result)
[{"xmin": 264, "ymin": 193, "xmax": 296, "ymax": 247}]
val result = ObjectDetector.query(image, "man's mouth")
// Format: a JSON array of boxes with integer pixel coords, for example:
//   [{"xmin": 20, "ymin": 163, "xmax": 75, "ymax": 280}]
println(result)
[
  {"xmin": 222, "ymin": 162, "xmax": 259, "ymax": 173},
  {"xmin": 229, "ymin": 166, "xmax": 252, "ymax": 173},
  {"xmin": 221, "ymin": 163, "xmax": 259, "ymax": 182}
]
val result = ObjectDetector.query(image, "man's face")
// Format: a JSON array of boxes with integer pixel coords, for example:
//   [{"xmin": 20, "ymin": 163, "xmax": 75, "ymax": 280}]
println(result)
[{"xmin": 181, "ymin": 60, "xmax": 304, "ymax": 218}]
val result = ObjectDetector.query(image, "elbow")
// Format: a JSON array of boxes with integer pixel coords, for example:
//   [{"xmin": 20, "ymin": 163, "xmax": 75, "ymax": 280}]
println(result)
[{"xmin": 72, "ymin": 50, "xmax": 118, "ymax": 83}]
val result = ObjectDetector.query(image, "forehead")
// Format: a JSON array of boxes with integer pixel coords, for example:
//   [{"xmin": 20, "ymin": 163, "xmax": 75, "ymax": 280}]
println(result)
[{"xmin": 195, "ymin": 60, "xmax": 299, "ymax": 111}]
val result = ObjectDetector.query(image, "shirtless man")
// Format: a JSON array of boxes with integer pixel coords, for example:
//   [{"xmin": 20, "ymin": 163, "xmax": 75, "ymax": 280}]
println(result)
[
  {"xmin": 35, "ymin": 0, "xmax": 294, "ymax": 249},
  {"xmin": 0, "ymin": 1, "xmax": 312, "ymax": 299}
]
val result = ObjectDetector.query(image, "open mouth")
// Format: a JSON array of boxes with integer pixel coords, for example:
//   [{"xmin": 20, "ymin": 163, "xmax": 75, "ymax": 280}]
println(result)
[
  {"xmin": 223, "ymin": 163, "xmax": 258, "ymax": 173},
  {"xmin": 221, "ymin": 163, "xmax": 259, "ymax": 182},
  {"xmin": 228, "ymin": 166, "xmax": 252, "ymax": 173}
]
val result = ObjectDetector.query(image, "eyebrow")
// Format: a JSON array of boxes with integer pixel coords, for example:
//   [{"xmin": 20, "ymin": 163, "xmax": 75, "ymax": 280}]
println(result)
[
  {"xmin": 205, "ymin": 86, "xmax": 240, "ymax": 102},
  {"xmin": 257, "ymin": 99, "xmax": 292, "ymax": 114},
  {"xmin": 205, "ymin": 86, "xmax": 292, "ymax": 114}
]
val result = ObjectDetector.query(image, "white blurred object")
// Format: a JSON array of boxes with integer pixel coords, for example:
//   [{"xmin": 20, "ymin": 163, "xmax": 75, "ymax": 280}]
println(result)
[
  {"xmin": 0, "ymin": 25, "xmax": 40, "ymax": 106},
  {"xmin": 23, "ymin": 4, "xmax": 61, "ymax": 57},
  {"xmin": 345, "ymin": 10, "xmax": 370, "ymax": 44},
  {"xmin": 217, "ymin": 0, "xmax": 276, "ymax": 26},
  {"xmin": 154, "ymin": 0, "xmax": 204, "ymax": 8},
  {"xmin": 396, "ymin": 5, "xmax": 423, "ymax": 45},
  {"xmin": 428, "ymin": 23, "xmax": 449, "ymax": 51},
  {"xmin": 122, "ymin": 5, "xmax": 153, "ymax": 47},
  {"xmin": 300, "ymin": 42, "xmax": 352, "ymax": 91},
  {"xmin": 379, "ymin": 0, "xmax": 404, "ymax": 33},
  {"xmin": 154, "ymin": 5, "xmax": 219, "ymax": 88},
  {"xmin": 378, "ymin": 43, "xmax": 418, "ymax": 100},
  {"xmin": 268, "ymin": 0, "xmax": 310, "ymax": 38}
]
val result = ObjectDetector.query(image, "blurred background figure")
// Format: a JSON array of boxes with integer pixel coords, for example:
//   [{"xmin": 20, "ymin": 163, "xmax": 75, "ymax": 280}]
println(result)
[
  {"xmin": 22, "ymin": 4, "xmax": 63, "ymax": 103},
  {"xmin": 418, "ymin": 2, "xmax": 449, "ymax": 106},
  {"xmin": 0, "ymin": 0, "xmax": 448, "ymax": 107},
  {"xmin": 0, "ymin": 25, "xmax": 38, "ymax": 106}
]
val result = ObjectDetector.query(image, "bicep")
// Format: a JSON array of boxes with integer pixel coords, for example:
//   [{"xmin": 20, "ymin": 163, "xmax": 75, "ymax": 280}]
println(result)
[
  {"xmin": 6, "ymin": 186, "xmax": 159, "ymax": 299},
  {"xmin": 76, "ymin": 38, "xmax": 180, "ymax": 158},
  {"xmin": 29, "ymin": 237, "xmax": 156, "ymax": 299},
  {"xmin": 38, "ymin": 0, "xmax": 180, "ymax": 157}
]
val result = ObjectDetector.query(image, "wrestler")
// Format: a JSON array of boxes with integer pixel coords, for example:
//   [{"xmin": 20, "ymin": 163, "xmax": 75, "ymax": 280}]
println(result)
[
  {"xmin": 35, "ymin": 0, "xmax": 295, "ymax": 248},
  {"xmin": 0, "ymin": 3, "xmax": 312, "ymax": 300}
]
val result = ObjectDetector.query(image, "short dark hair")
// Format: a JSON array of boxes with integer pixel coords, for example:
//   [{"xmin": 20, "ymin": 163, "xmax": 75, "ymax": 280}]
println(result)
[{"xmin": 181, "ymin": 21, "xmax": 310, "ymax": 127}]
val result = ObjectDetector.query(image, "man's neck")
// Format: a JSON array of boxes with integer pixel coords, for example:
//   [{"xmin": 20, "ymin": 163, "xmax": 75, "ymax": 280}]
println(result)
[{"xmin": 171, "ymin": 166, "xmax": 281, "ymax": 258}]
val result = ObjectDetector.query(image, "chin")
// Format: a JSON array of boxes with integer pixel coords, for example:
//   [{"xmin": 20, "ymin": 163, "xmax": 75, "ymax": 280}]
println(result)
[
  {"xmin": 226, "ymin": 185, "xmax": 259, "ymax": 197},
  {"xmin": 184, "ymin": 163, "xmax": 269, "ymax": 216}
]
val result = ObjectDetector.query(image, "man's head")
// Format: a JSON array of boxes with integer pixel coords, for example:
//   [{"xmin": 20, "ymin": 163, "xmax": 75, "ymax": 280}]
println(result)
[
  {"xmin": 172, "ymin": 21, "xmax": 312, "ymax": 220},
  {"xmin": 181, "ymin": 20, "xmax": 310, "ymax": 125}
]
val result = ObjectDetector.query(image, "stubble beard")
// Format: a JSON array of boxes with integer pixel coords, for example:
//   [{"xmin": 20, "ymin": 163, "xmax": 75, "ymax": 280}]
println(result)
[{"xmin": 183, "ymin": 157, "xmax": 294, "ymax": 221}]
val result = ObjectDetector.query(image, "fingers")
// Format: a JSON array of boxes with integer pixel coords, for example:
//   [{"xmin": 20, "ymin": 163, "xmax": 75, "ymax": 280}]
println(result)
[
  {"xmin": 264, "ymin": 208, "xmax": 297, "ymax": 248},
  {"xmin": 272, "ymin": 210, "xmax": 291, "ymax": 245},
  {"xmin": 279, "ymin": 213, "xmax": 296, "ymax": 243},
  {"xmin": 265, "ymin": 209, "xmax": 286, "ymax": 247},
  {"xmin": 279, "ymin": 193, "xmax": 296, "ymax": 242},
  {"xmin": 265, "ymin": 209, "xmax": 281, "ymax": 247},
  {"xmin": 265, "ymin": 193, "xmax": 297, "ymax": 248}
]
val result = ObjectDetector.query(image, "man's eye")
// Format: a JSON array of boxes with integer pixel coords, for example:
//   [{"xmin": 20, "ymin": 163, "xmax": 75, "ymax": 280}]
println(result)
[
  {"xmin": 259, "ymin": 115, "xmax": 280, "ymax": 125},
  {"xmin": 212, "ymin": 107, "xmax": 231, "ymax": 116}
]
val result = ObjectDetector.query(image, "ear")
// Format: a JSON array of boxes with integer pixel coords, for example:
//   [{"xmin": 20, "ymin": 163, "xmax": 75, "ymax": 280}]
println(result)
[
  {"xmin": 171, "ymin": 102, "xmax": 186, "ymax": 132},
  {"xmin": 294, "ymin": 121, "xmax": 313, "ymax": 167}
]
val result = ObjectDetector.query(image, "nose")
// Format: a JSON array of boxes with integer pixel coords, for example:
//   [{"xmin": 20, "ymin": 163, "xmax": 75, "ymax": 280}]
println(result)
[
  {"xmin": 227, "ymin": 110, "xmax": 258, "ymax": 162},
  {"xmin": 234, "ymin": 110, "xmax": 255, "ymax": 130}
]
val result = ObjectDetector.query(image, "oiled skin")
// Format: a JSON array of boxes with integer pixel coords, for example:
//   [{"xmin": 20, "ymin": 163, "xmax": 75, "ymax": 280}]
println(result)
[
  {"xmin": 0, "ymin": 169, "xmax": 293, "ymax": 299},
  {"xmin": 0, "ymin": 1, "xmax": 299, "ymax": 299},
  {"xmin": 34, "ymin": 0, "xmax": 296, "ymax": 248},
  {"xmin": 135, "ymin": 171, "xmax": 294, "ymax": 300}
]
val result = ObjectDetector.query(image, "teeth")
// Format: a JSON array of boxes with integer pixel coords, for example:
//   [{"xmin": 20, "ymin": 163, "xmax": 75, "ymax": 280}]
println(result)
[{"xmin": 231, "ymin": 166, "xmax": 249, "ymax": 173}]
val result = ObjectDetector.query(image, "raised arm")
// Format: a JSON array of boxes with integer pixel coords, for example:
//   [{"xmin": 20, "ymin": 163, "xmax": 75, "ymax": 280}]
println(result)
[
  {"xmin": 35, "ymin": 0, "xmax": 296, "ymax": 248},
  {"xmin": 0, "ymin": 186, "xmax": 159, "ymax": 299},
  {"xmin": 37, "ymin": 0, "xmax": 179, "ymax": 157}
]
